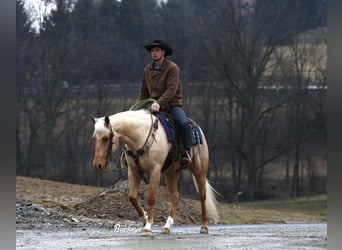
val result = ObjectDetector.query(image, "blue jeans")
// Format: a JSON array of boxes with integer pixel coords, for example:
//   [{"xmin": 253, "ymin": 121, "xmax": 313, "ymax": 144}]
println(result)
[{"xmin": 170, "ymin": 106, "xmax": 192, "ymax": 151}]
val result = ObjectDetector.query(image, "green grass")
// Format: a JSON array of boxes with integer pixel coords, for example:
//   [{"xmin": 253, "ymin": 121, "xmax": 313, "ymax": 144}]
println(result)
[
  {"xmin": 209, "ymin": 195, "xmax": 327, "ymax": 225},
  {"xmin": 240, "ymin": 195, "xmax": 327, "ymax": 214}
]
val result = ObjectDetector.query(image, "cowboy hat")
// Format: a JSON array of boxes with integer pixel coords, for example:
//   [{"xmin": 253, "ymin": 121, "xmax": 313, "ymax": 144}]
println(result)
[{"xmin": 144, "ymin": 39, "xmax": 173, "ymax": 56}]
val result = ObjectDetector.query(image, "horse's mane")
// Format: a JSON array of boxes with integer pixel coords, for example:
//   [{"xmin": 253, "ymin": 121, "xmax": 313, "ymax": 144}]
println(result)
[
  {"xmin": 107, "ymin": 110, "xmax": 153, "ymax": 135},
  {"xmin": 110, "ymin": 109, "xmax": 152, "ymax": 125}
]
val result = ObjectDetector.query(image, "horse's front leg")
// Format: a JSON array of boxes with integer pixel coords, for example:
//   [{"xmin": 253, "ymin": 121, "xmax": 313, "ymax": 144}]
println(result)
[
  {"xmin": 141, "ymin": 169, "xmax": 161, "ymax": 236},
  {"xmin": 160, "ymin": 170, "xmax": 181, "ymax": 234},
  {"xmin": 128, "ymin": 167, "xmax": 147, "ymax": 226}
]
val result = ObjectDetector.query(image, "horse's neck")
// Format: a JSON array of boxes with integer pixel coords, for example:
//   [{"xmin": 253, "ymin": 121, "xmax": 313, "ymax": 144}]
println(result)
[{"xmin": 110, "ymin": 111, "xmax": 151, "ymax": 149}]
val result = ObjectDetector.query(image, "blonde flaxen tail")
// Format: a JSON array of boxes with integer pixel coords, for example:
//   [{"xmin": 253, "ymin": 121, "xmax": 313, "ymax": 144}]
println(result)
[{"xmin": 192, "ymin": 175, "xmax": 220, "ymax": 223}]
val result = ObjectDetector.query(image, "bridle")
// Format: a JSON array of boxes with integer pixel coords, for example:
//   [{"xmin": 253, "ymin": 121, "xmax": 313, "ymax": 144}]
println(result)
[{"xmin": 106, "ymin": 122, "xmax": 114, "ymax": 163}]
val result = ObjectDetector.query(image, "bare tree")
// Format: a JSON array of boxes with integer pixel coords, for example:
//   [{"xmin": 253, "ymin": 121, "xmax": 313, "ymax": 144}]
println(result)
[
  {"xmin": 195, "ymin": 1, "xmax": 297, "ymax": 199},
  {"xmin": 30, "ymin": 0, "xmax": 73, "ymax": 178},
  {"xmin": 275, "ymin": 29, "xmax": 327, "ymax": 196}
]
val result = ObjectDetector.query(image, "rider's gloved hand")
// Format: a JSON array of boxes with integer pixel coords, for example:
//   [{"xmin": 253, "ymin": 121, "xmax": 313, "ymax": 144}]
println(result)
[{"xmin": 150, "ymin": 102, "xmax": 160, "ymax": 113}]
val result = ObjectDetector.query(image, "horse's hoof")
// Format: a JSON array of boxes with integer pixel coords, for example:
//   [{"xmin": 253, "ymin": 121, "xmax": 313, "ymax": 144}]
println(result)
[
  {"xmin": 160, "ymin": 227, "xmax": 171, "ymax": 234},
  {"xmin": 200, "ymin": 227, "xmax": 208, "ymax": 234},
  {"xmin": 141, "ymin": 229, "xmax": 153, "ymax": 236}
]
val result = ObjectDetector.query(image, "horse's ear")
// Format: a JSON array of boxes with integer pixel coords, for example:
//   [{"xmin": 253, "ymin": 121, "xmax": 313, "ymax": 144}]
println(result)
[
  {"xmin": 91, "ymin": 115, "xmax": 97, "ymax": 124},
  {"xmin": 105, "ymin": 115, "xmax": 110, "ymax": 125}
]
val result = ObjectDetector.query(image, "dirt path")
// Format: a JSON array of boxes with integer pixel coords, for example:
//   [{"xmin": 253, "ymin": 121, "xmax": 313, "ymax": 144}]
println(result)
[{"xmin": 16, "ymin": 223, "xmax": 327, "ymax": 250}]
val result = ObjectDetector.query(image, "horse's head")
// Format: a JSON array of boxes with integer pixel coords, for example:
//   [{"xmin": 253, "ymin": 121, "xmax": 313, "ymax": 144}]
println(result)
[{"xmin": 91, "ymin": 115, "xmax": 117, "ymax": 170}]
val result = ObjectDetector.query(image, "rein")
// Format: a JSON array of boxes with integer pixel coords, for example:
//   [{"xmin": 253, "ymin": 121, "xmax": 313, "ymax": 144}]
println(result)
[
  {"xmin": 126, "ymin": 113, "xmax": 159, "ymax": 184},
  {"xmin": 107, "ymin": 122, "xmax": 115, "ymax": 163},
  {"xmin": 103, "ymin": 112, "xmax": 159, "ymax": 183}
]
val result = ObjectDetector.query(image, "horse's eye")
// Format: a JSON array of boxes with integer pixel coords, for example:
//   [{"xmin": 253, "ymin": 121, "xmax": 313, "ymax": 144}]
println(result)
[{"xmin": 102, "ymin": 137, "xmax": 109, "ymax": 143}]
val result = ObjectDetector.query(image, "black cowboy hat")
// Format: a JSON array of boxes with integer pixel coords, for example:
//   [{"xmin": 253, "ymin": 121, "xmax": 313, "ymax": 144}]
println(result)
[{"xmin": 144, "ymin": 39, "xmax": 173, "ymax": 56}]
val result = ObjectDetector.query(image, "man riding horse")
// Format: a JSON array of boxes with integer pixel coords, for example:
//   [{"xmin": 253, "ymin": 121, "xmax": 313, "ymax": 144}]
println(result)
[
  {"xmin": 91, "ymin": 39, "xmax": 219, "ymax": 236},
  {"xmin": 139, "ymin": 39, "xmax": 192, "ymax": 167}
]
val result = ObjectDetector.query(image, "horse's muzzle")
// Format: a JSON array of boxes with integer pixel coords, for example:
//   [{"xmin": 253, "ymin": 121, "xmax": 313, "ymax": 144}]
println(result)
[{"xmin": 93, "ymin": 160, "xmax": 107, "ymax": 170}]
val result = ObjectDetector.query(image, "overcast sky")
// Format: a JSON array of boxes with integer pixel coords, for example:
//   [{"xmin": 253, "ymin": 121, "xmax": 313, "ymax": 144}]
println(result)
[
  {"xmin": 23, "ymin": 0, "xmax": 56, "ymax": 31},
  {"xmin": 23, "ymin": 0, "xmax": 167, "ymax": 32}
]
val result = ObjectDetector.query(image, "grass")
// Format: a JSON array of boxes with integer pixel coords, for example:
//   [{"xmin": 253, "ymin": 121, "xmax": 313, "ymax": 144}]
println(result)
[
  {"xmin": 189, "ymin": 194, "xmax": 327, "ymax": 225},
  {"xmin": 241, "ymin": 195, "xmax": 327, "ymax": 214}
]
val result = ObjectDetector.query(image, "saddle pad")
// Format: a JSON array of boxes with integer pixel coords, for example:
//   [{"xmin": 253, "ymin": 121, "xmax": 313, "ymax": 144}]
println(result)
[
  {"xmin": 156, "ymin": 113, "xmax": 203, "ymax": 146},
  {"xmin": 191, "ymin": 125, "xmax": 203, "ymax": 145},
  {"xmin": 156, "ymin": 113, "xmax": 174, "ymax": 143}
]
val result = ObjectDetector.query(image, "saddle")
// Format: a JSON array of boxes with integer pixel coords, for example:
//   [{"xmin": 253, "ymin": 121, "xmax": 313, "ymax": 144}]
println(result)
[{"xmin": 129, "ymin": 99, "xmax": 203, "ymax": 172}]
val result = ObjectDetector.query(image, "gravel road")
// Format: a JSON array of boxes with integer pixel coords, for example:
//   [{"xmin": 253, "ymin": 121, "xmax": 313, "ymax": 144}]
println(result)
[
  {"xmin": 16, "ymin": 223, "xmax": 326, "ymax": 250},
  {"xmin": 15, "ymin": 179, "xmax": 327, "ymax": 250}
]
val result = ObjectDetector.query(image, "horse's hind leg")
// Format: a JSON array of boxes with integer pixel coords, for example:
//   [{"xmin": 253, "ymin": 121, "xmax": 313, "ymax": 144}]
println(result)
[
  {"xmin": 193, "ymin": 173, "xmax": 209, "ymax": 234},
  {"xmin": 128, "ymin": 167, "xmax": 147, "ymax": 226},
  {"xmin": 160, "ymin": 170, "xmax": 181, "ymax": 234}
]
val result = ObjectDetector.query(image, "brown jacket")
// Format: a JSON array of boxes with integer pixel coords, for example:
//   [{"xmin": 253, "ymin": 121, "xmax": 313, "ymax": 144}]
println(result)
[{"xmin": 139, "ymin": 59, "xmax": 183, "ymax": 110}]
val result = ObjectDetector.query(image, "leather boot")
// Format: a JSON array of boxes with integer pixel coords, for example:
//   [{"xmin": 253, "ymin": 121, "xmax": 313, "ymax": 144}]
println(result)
[{"xmin": 180, "ymin": 150, "xmax": 192, "ymax": 166}]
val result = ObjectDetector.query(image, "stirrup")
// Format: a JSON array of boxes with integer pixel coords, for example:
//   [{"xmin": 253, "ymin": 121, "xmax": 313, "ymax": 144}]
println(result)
[{"xmin": 180, "ymin": 151, "xmax": 192, "ymax": 166}]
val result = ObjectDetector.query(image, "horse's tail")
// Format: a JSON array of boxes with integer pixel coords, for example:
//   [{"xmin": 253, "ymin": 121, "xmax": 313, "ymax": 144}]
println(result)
[{"xmin": 192, "ymin": 175, "xmax": 220, "ymax": 223}]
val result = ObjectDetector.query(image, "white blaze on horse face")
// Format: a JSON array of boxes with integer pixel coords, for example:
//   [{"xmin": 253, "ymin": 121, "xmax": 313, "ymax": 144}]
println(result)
[
  {"xmin": 94, "ymin": 120, "xmax": 110, "ymax": 139},
  {"xmin": 92, "ymin": 119, "xmax": 111, "ymax": 169}
]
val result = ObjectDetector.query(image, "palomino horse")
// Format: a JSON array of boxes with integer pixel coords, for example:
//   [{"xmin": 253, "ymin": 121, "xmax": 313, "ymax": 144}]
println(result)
[{"xmin": 91, "ymin": 109, "xmax": 219, "ymax": 236}]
